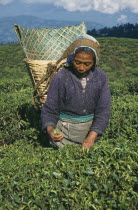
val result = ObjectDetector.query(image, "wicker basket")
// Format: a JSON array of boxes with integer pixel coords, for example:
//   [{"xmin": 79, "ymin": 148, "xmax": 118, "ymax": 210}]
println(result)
[
  {"xmin": 14, "ymin": 22, "xmax": 86, "ymax": 60},
  {"xmin": 15, "ymin": 22, "xmax": 87, "ymax": 107},
  {"xmin": 24, "ymin": 58, "xmax": 65, "ymax": 107}
]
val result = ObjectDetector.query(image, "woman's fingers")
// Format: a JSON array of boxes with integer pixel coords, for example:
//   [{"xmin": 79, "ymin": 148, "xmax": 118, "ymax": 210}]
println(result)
[
  {"xmin": 82, "ymin": 138, "xmax": 95, "ymax": 151},
  {"xmin": 82, "ymin": 142, "xmax": 91, "ymax": 151},
  {"xmin": 51, "ymin": 132, "xmax": 64, "ymax": 142},
  {"xmin": 82, "ymin": 133, "xmax": 97, "ymax": 151}
]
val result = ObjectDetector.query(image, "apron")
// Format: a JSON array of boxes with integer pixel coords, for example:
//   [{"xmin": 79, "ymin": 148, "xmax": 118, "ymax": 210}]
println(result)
[{"xmin": 50, "ymin": 114, "xmax": 94, "ymax": 148}]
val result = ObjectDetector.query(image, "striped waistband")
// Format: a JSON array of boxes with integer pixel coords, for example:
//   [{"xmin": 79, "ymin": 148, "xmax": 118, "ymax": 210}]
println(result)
[{"xmin": 60, "ymin": 113, "xmax": 94, "ymax": 122}]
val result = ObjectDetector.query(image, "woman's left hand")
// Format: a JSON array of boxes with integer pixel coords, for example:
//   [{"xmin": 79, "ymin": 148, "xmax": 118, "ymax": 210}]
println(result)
[{"xmin": 82, "ymin": 131, "xmax": 98, "ymax": 151}]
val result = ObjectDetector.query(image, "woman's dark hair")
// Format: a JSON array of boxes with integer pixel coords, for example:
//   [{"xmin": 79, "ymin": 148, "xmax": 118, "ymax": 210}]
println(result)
[{"xmin": 74, "ymin": 47, "xmax": 96, "ymax": 67}]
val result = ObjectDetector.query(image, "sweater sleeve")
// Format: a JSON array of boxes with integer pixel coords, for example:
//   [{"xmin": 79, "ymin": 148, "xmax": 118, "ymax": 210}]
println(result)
[
  {"xmin": 41, "ymin": 72, "xmax": 64, "ymax": 131},
  {"xmin": 90, "ymin": 74, "xmax": 111, "ymax": 135}
]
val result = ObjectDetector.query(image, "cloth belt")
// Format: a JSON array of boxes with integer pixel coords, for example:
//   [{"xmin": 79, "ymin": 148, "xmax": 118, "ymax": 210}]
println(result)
[{"xmin": 60, "ymin": 113, "xmax": 94, "ymax": 122}]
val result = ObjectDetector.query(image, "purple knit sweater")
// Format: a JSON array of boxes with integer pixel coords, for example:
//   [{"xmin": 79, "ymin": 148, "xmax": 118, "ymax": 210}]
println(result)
[{"xmin": 41, "ymin": 67, "xmax": 111, "ymax": 135}]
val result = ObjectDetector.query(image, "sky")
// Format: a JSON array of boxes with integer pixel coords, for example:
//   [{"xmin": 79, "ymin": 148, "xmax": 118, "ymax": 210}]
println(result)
[{"xmin": 0, "ymin": 0, "xmax": 138, "ymax": 26}]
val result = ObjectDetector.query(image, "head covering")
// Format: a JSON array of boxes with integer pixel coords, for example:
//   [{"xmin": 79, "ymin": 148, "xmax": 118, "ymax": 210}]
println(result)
[
  {"xmin": 56, "ymin": 34, "xmax": 100, "ymax": 66},
  {"xmin": 77, "ymin": 34, "xmax": 99, "ymax": 43}
]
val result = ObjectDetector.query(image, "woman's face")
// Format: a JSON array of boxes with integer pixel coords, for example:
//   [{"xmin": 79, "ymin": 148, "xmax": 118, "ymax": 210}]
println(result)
[{"xmin": 72, "ymin": 51, "xmax": 94, "ymax": 76}]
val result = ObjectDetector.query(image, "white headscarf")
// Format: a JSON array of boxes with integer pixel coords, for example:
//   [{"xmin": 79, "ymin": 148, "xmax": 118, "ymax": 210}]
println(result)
[
  {"xmin": 75, "ymin": 34, "xmax": 99, "ymax": 65},
  {"xmin": 67, "ymin": 34, "xmax": 100, "ymax": 66},
  {"xmin": 77, "ymin": 34, "xmax": 99, "ymax": 45}
]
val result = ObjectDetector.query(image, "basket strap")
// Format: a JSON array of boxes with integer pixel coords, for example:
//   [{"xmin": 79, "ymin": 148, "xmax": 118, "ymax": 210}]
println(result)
[{"xmin": 32, "ymin": 62, "xmax": 64, "ymax": 108}]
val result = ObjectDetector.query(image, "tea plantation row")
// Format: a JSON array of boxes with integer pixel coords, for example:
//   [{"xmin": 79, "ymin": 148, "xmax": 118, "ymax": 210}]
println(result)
[
  {"xmin": 0, "ymin": 39, "xmax": 138, "ymax": 209},
  {"xmin": 0, "ymin": 138, "xmax": 137, "ymax": 209}
]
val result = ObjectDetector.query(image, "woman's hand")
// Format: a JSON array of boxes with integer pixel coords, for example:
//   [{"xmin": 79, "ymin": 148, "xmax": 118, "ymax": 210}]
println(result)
[
  {"xmin": 82, "ymin": 131, "xmax": 98, "ymax": 151},
  {"xmin": 47, "ymin": 126, "xmax": 64, "ymax": 142}
]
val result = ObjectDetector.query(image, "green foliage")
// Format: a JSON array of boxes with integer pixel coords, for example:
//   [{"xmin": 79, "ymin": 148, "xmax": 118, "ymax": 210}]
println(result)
[
  {"xmin": 109, "ymin": 78, "xmax": 138, "ymax": 96},
  {"xmin": 0, "ymin": 139, "xmax": 138, "ymax": 209},
  {"xmin": 105, "ymin": 95, "xmax": 138, "ymax": 140},
  {"xmin": 88, "ymin": 23, "xmax": 138, "ymax": 39},
  {"xmin": 0, "ymin": 78, "xmax": 31, "ymax": 93},
  {"xmin": 0, "ymin": 87, "xmax": 36, "ymax": 145},
  {"xmin": 0, "ymin": 38, "xmax": 138, "ymax": 209},
  {"xmin": 0, "ymin": 43, "xmax": 26, "ymax": 80},
  {"xmin": 98, "ymin": 37, "xmax": 138, "ymax": 81}
]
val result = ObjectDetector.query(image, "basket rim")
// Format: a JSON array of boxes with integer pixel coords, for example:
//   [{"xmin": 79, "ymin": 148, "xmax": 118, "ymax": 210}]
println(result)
[{"xmin": 14, "ymin": 22, "xmax": 86, "ymax": 30}]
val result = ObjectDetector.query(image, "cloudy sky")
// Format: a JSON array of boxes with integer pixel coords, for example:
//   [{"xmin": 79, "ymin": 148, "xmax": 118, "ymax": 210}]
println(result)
[{"xmin": 0, "ymin": 0, "xmax": 138, "ymax": 26}]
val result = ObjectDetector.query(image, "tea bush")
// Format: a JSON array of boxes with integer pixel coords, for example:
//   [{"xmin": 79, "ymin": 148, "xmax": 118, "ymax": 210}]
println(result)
[
  {"xmin": 0, "ymin": 138, "xmax": 138, "ymax": 209},
  {"xmin": 105, "ymin": 94, "xmax": 138, "ymax": 140},
  {"xmin": 0, "ymin": 77, "xmax": 31, "ymax": 94},
  {"xmin": 0, "ymin": 38, "xmax": 138, "ymax": 209},
  {"xmin": 0, "ymin": 87, "xmax": 41, "ymax": 145},
  {"xmin": 109, "ymin": 78, "xmax": 138, "ymax": 96}
]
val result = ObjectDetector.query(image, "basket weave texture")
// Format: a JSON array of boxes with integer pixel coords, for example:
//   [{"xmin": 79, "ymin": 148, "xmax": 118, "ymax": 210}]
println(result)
[
  {"xmin": 24, "ymin": 58, "xmax": 65, "ymax": 107},
  {"xmin": 14, "ymin": 22, "xmax": 86, "ymax": 60},
  {"xmin": 15, "ymin": 23, "xmax": 86, "ymax": 107}
]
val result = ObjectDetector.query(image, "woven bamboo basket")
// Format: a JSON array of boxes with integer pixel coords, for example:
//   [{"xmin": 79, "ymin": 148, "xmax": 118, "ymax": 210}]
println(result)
[
  {"xmin": 14, "ymin": 22, "xmax": 87, "ymax": 107},
  {"xmin": 14, "ymin": 22, "xmax": 86, "ymax": 60},
  {"xmin": 24, "ymin": 58, "xmax": 66, "ymax": 107}
]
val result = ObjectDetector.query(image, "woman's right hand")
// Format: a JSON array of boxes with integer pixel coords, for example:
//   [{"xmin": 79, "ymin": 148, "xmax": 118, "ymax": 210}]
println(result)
[{"xmin": 47, "ymin": 126, "xmax": 64, "ymax": 142}]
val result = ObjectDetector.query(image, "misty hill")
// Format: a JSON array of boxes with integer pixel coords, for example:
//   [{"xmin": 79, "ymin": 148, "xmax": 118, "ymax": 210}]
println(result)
[{"xmin": 0, "ymin": 15, "xmax": 103, "ymax": 44}]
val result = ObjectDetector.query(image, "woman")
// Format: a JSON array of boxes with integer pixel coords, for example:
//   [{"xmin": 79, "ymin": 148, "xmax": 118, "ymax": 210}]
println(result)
[{"xmin": 41, "ymin": 34, "xmax": 111, "ymax": 150}]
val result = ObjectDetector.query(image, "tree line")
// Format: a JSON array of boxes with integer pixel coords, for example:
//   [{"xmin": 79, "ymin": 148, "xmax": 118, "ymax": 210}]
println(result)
[{"xmin": 87, "ymin": 23, "xmax": 138, "ymax": 39}]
